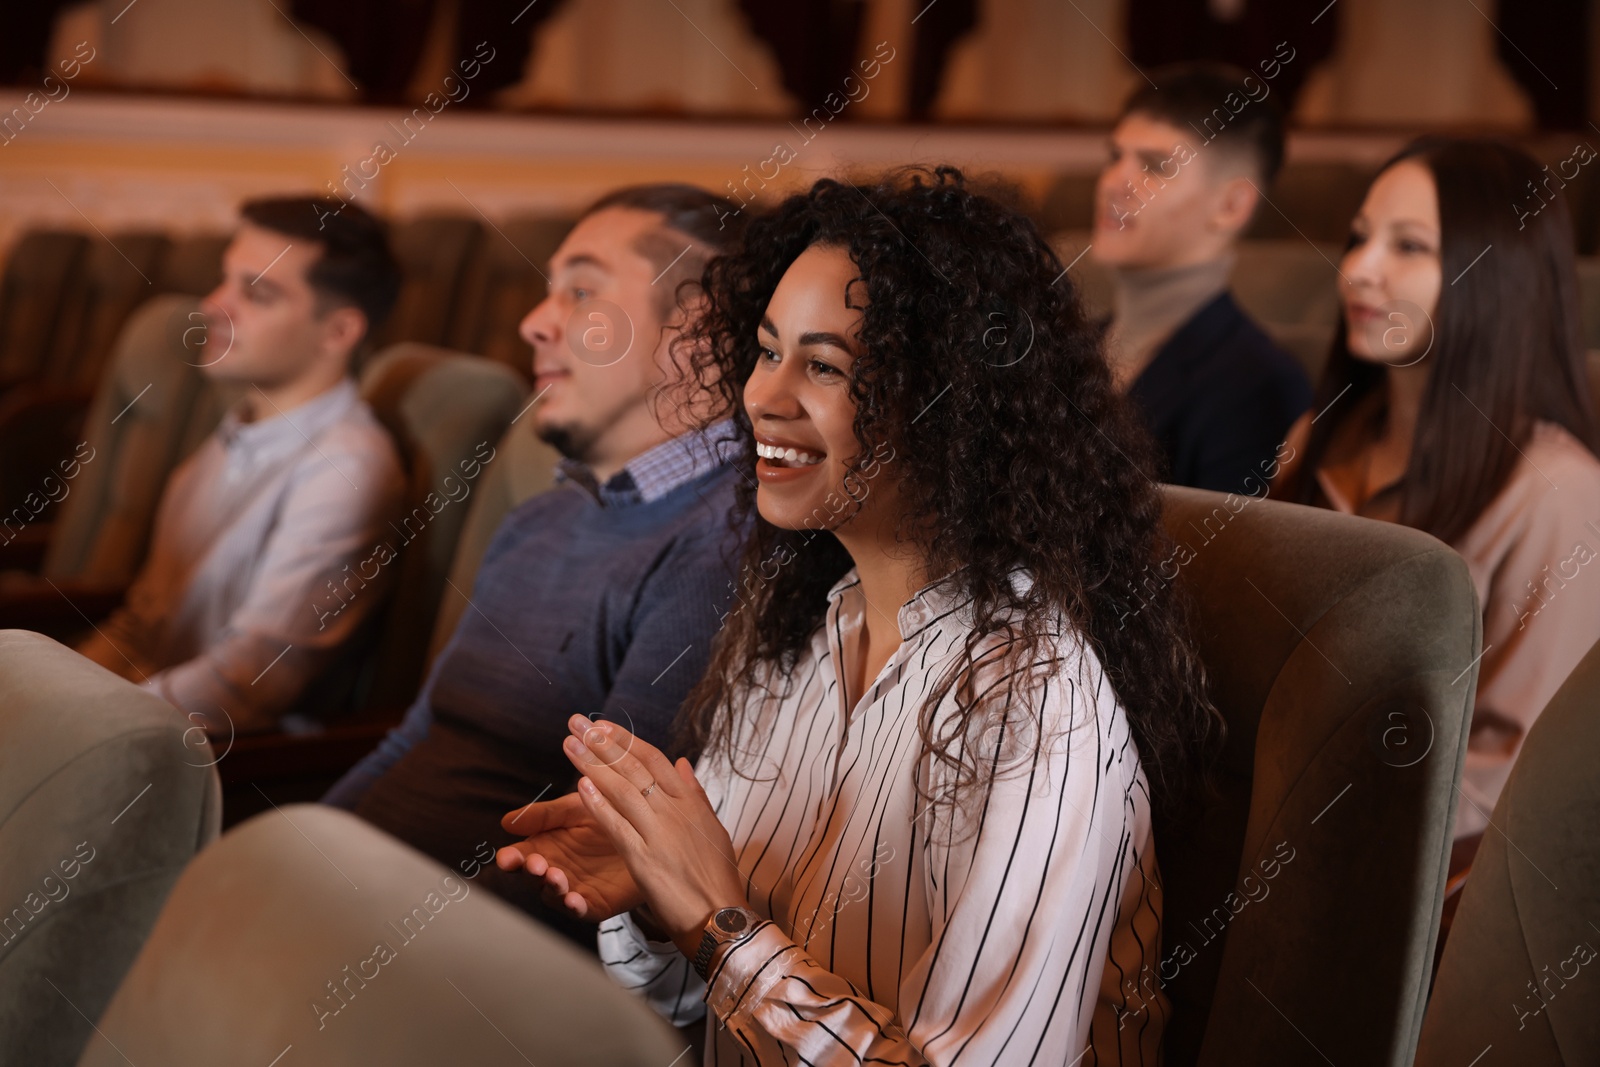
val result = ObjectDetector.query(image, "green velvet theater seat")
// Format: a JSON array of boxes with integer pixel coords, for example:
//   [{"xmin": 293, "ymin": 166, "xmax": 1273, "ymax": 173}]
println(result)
[
  {"xmin": 0, "ymin": 629, "xmax": 220, "ymax": 1066},
  {"xmin": 353, "ymin": 342, "xmax": 530, "ymax": 713},
  {"xmin": 427, "ymin": 413, "xmax": 561, "ymax": 661},
  {"xmin": 1415, "ymin": 638, "xmax": 1600, "ymax": 1067},
  {"xmin": 77, "ymin": 805, "xmax": 683, "ymax": 1067},
  {"xmin": 0, "ymin": 294, "xmax": 233, "ymax": 601},
  {"xmin": 1155, "ymin": 486, "xmax": 1479, "ymax": 1067}
]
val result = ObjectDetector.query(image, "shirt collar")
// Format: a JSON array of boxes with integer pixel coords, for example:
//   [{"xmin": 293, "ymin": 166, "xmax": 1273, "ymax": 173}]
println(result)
[
  {"xmin": 556, "ymin": 418, "xmax": 740, "ymax": 507},
  {"xmin": 826, "ymin": 565, "xmax": 976, "ymax": 641},
  {"xmin": 218, "ymin": 378, "xmax": 361, "ymax": 458}
]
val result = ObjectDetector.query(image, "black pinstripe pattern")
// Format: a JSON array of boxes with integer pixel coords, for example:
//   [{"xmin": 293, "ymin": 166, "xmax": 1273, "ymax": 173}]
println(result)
[{"xmin": 598, "ymin": 570, "xmax": 1163, "ymax": 1065}]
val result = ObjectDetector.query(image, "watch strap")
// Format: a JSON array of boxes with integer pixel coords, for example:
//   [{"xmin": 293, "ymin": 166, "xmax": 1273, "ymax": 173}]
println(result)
[{"xmin": 692, "ymin": 929, "xmax": 720, "ymax": 981}]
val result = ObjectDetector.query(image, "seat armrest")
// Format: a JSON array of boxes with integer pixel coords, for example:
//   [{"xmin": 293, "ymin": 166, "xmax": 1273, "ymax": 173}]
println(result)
[
  {"xmin": 218, "ymin": 716, "xmax": 404, "ymax": 788},
  {"xmin": 0, "ymin": 522, "xmax": 52, "ymax": 571},
  {"xmin": 0, "ymin": 577, "xmax": 126, "ymax": 638}
]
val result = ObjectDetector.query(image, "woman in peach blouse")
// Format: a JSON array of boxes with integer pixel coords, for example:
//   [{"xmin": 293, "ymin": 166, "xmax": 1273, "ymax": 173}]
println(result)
[{"xmin": 1275, "ymin": 137, "xmax": 1600, "ymax": 876}]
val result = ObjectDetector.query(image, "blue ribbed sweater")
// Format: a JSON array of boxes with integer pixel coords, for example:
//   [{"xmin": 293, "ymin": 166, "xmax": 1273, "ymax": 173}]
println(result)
[{"xmin": 325, "ymin": 464, "xmax": 741, "ymax": 940}]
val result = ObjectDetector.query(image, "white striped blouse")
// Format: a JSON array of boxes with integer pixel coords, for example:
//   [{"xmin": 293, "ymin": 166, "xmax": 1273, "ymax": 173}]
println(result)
[{"xmin": 598, "ymin": 568, "xmax": 1166, "ymax": 1065}]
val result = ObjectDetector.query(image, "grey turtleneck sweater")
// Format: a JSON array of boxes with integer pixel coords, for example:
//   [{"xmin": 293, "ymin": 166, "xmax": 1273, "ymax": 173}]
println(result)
[{"xmin": 1106, "ymin": 254, "xmax": 1235, "ymax": 391}]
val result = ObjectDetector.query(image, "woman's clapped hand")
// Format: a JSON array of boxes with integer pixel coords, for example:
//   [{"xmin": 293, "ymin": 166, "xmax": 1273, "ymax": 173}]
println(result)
[
  {"xmin": 551, "ymin": 714, "xmax": 751, "ymax": 957},
  {"xmin": 496, "ymin": 788, "xmax": 644, "ymax": 922}
]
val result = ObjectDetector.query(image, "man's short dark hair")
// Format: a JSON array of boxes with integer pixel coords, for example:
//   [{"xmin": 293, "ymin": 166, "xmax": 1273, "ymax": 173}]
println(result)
[
  {"xmin": 580, "ymin": 184, "xmax": 747, "ymax": 314},
  {"xmin": 238, "ymin": 196, "xmax": 402, "ymax": 337},
  {"xmin": 1120, "ymin": 62, "xmax": 1287, "ymax": 187}
]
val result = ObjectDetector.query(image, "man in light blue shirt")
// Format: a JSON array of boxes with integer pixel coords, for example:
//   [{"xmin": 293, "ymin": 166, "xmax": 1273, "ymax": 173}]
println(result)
[{"xmin": 79, "ymin": 197, "xmax": 406, "ymax": 733}]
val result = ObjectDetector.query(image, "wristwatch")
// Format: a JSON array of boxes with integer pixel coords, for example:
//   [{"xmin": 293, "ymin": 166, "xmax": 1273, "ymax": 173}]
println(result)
[{"xmin": 692, "ymin": 906, "xmax": 764, "ymax": 980}]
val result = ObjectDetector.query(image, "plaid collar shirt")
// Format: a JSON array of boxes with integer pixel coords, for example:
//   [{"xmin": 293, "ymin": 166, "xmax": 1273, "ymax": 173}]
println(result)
[{"xmin": 554, "ymin": 418, "xmax": 740, "ymax": 507}]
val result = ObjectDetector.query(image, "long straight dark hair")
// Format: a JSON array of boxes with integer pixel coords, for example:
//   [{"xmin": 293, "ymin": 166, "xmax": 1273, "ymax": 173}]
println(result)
[{"xmin": 1288, "ymin": 137, "xmax": 1598, "ymax": 545}]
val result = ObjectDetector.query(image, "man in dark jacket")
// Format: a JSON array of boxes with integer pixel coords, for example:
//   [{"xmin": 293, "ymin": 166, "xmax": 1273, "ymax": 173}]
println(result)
[{"xmin": 1090, "ymin": 62, "xmax": 1312, "ymax": 493}]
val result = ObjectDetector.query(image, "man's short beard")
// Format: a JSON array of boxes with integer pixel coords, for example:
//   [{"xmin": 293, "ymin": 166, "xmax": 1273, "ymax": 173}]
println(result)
[{"xmin": 535, "ymin": 421, "xmax": 597, "ymax": 465}]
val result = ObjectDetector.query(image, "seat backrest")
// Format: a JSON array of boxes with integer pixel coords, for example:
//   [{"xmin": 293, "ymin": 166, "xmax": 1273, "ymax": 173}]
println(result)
[
  {"xmin": 1522, "ymin": 133, "xmax": 1600, "ymax": 258},
  {"xmin": 373, "ymin": 215, "xmax": 483, "ymax": 350},
  {"xmin": 42, "ymin": 294, "xmax": 235, "ymax": 585},
  {"xmin": 428, "ymin": 415, "xmax": 562, "ymax": 659},
  {"xmin": 77, "ymin": 805, "xmax": 683, "ymax": 1066},
  {"xmin": 1415, "ymin": 638, "xmax": 1600, "ymax": 1067},
  {"xmin": 0, "ymin": 629, "xmax": 221, "ymax": 1066},
  {"xmin": 355, "ymin": 343, "xmax": 529, "ymax": 711},
  {"xmin": 154, "ymin": 231, "xmax": 228, "ymax": 297},
  {"xmin": 1155, "ymin": 486, "xmax": 1478, "ymax": 1067},
  {"xmin": 1245, "ymin": 161, "xmax": 1375, "ymax": 243},
  {"xmin": 448, "ymin": 213, "xmax": 572, "ymax": 377},
  {"xmin": 1577, "ymin": 258, "xmax": 1600, "ymax": 351},
  {"xmin": 46, "ymin": 231, "xmax": 170, "ymax": 390},
  {"xmin": 1262, "ymin": 320, "xmax": 1337, "ymax": 385},
  {"xmin": 0, "ymin": 229, "xmax": 89, "ymax": 386},
  {"xmin": 1038, "ymin": 172, "xmax": 1098, "ymax": 234},
  {"xmin": 1230, "ymin": 239, "xmax": 1343, "ymax": 330}
]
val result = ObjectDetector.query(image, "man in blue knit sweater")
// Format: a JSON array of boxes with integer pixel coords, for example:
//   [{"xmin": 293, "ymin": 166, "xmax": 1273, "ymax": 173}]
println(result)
[{"xmin": 325, "ymin": 186, "xmax": 746, "ymax": 947}]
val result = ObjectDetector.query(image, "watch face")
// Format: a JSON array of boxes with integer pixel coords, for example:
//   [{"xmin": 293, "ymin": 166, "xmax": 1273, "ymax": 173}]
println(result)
[{"xmin": 714, "ymin": 907, "xmax": 750, "ymax": 936}]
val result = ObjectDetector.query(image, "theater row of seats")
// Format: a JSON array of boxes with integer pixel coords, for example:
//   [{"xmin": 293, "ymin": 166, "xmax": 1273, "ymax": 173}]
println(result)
[
  {"xmin": 4, "ymin": 439, "xmax": 1598, "ymax": 1064},
  {"xmin": 0, "ymin": 214, "xmax": 575, "ymax": 561},
  {"xmin": 4, "ymin": 207, "xmax": 1600, "ymax": 827},
  {"xmin": 7, "ymin": 149, "xmax": 1600, "ymax": 406},
  {"xmin": 7, "ymin": 217, "xmax": 1600, "ymax": 553},
  {"xmin": 0, "ymin": 213, "xmax": 575, "ymax": 393},
  {"xmin": 6, "ymin": 152, "xmax": 1600, "ymax": 529}
]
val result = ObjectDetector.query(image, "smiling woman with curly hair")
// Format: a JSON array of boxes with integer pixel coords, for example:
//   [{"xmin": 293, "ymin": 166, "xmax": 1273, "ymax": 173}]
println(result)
[{"xmin": 497, "ymin": 166, "xmax": 1219, "ymax": 1065}]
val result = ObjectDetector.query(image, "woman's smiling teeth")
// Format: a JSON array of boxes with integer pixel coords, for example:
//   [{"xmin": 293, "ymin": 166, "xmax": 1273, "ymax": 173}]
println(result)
[{"xmin": 756, "ymin": 442, "xmax": 824, "ymax": 467}]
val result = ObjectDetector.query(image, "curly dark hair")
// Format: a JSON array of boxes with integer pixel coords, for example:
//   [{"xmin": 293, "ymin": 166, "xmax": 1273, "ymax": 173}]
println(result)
[{"xmin": 672, "ymin": 166, "xmax": 1219, "ymax": 817}]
